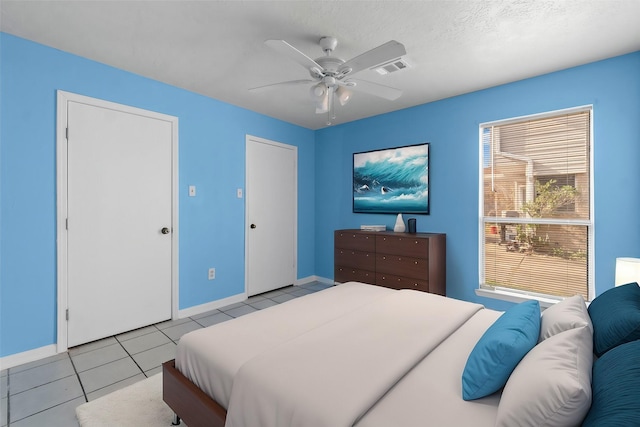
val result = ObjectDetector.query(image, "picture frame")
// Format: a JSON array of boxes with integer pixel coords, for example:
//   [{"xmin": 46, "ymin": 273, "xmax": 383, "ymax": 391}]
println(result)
[{"xmin": 353, "ymin": 143, "xmax": 430, "ymax": 214}]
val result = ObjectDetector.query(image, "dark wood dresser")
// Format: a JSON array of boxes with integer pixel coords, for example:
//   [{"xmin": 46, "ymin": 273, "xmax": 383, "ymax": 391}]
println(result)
[{"xmin": 334, "ymin": 229, "xmax": 446, "ymax": 295}]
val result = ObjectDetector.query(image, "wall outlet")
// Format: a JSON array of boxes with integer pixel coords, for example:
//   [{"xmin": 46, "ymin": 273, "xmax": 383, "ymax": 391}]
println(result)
[{"xmin": 208, "ymin": 268, "xmax": 215, "ymax": 280}]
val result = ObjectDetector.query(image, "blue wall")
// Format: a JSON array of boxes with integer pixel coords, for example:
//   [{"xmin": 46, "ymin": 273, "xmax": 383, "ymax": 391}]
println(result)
[
  {"xmin": 0, "ymin": 33, "xmax": 315, "ymax": 357},
  {"xmin": 315, "ymin": 52, "xmax": 640, "ymax": 311},
  {"xmin": 2, "ymin": 31, "xmax": 639, "ymax": 358}
]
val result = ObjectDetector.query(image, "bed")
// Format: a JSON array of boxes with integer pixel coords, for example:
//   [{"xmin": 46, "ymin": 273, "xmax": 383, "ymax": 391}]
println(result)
[{"xmin": 163, "ymin": 281, "xmax": 640, "ymax": 427}]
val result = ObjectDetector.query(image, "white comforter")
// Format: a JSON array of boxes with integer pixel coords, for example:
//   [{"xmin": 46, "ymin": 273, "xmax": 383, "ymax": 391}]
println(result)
[
  {"xmin": 224, "ymin": 290, "xmax": 483, "ymax": 427},
  {"xmin": 176, "ymin": 282, "xmax": 395, "ymax": 408}
]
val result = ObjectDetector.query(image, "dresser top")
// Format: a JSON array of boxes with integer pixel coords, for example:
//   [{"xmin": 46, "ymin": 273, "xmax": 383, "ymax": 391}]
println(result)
[{"xmin": 336, "ymin": 229, "xmax": 445, "ymax": 238}]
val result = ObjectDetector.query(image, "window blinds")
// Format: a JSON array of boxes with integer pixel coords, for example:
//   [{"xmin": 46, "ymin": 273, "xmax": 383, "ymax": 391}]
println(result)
[{"xmin": 482, "ymin": 109, "xmax": 591, "ymax": 300}]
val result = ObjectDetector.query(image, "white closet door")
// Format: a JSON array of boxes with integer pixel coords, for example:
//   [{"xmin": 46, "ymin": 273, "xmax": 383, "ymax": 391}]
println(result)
[
  {"xmin": 66, "ymin": 101, "xmax": 173, "ymax": 347},
  {"xmin": 246, "ymin": 136, "xmax": 297, "ymax": 296}
]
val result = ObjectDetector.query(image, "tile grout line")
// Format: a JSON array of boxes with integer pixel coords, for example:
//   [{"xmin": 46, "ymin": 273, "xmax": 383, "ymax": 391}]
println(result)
[
  {"xmin": 190, "ymin": 317, "xmax": 208, "ymax": 329},
  {"xmin": 71, "ymin": 352, "xmax": 130, "ymax": 375},
  {"xmin": 155, "ymin": 324, "xmax": 179, "ymax": 346},
  {"xmin": 67, "ymin": 352, "xmax": 88, "ymax": 403},
  {"xmin": 113, "ymin": 336, "xmax": 148, "ymax": 379}
]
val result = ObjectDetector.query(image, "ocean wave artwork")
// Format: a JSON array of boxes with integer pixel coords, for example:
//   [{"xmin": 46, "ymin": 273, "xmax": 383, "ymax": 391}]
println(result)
[{"xmin": 353, "ymin": 143, "xmax": 429, "ymax": 214}]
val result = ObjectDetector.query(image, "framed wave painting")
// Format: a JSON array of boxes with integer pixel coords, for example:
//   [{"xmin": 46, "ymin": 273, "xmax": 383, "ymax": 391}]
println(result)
[{"xmin": 353, "ymin": 143, "xmax": 430, "ymax": 214}]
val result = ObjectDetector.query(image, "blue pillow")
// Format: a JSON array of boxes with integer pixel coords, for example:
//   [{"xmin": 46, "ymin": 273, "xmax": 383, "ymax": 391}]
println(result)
[
  {"xmin": 462, "ymin": 300, "xmax": 540, "ymax": 401},
  {"xmin": 582, "ymin": 339, "xmax": 640, "ymax": 426},
  {"xmin": 587, "ymin": 282, "xmax": 640, "ymax": 357}
]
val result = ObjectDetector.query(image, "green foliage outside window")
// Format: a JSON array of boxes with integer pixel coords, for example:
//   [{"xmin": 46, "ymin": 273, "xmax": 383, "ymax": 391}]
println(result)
[{"xmin": 515, "ymin": 179, "xmax": 581, "ymax": 258}]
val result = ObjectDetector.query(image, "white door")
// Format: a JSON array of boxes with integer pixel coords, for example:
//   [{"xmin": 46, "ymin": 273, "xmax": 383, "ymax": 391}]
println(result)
[
  {"xmin": 66, "ymin": 100, "xmax": 173, "ymax": 347},
  {"xmin": 245, "ymin": 136, "xmax": 297, "ymax": 296}
]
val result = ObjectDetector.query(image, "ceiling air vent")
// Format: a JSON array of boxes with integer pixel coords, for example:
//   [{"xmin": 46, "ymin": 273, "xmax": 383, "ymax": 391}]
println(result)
[{"xmin": 373, "ymin": 58, "xmax": 410, "ymax": 75}]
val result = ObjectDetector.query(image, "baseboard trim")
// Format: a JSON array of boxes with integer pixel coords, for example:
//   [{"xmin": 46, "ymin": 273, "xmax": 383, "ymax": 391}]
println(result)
[
  {"xmin": 177, "ymin": 293, "xmax": 247, "ymax": 319},
  {"xmin": 0, "ymin": 344, "xmax": 58, "ymax": 371},
  {"xmin": 177, "ymin": 276, "xmax": 333, "ymax": 319},
  {"xmin": 294, "ymin": 275, "xmax": 333, "ymax": 285}
]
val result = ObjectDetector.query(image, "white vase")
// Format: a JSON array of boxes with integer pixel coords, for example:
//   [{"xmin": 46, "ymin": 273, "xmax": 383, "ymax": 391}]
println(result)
[{"xmin": 394, "ymin": 213, "xmax": 406, "ymax": 232}]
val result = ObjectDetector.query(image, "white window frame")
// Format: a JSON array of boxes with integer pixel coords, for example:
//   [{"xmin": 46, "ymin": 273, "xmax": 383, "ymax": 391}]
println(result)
[{"xmin": 476, "ymin": 106, "xmax": 595, "ymax": 307}]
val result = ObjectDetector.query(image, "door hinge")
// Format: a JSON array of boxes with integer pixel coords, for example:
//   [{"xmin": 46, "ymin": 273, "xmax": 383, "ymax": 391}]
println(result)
[
  {"xmin": 66, "ymin": 218, "xmax": 68, "ymax": 230},
  {"xmin": 66, "ymin": 309, "xmax": 69, "ymax": 321},
  {"xmin": 66, "ymin": 127, "xmax": 69, "ymax": 140}
]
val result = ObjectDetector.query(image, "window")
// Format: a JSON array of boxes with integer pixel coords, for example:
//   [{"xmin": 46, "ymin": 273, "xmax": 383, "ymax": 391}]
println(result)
[{"xmin": 480, "ymin": 108, "xmax": 592, "ymax": 301}]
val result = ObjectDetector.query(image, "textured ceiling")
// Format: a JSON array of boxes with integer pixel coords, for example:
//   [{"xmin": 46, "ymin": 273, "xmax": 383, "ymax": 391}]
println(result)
[{"xmin": 1, "ymin": 1, "xmax": 639, "ymax": 130}]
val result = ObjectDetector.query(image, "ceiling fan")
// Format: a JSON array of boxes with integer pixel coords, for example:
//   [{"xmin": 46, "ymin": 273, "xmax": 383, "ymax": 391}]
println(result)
[{"xmin": 249, "ymin": 36, "xmax": 407, "ymax": 125}]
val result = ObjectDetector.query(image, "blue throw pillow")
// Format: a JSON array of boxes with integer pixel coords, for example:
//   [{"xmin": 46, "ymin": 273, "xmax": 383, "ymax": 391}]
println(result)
[
  {"xmin": 462, "ymin": 300, "xmax": 540, "ymax": 401},
  {"xmin": 587, "ymin": 282, "xmax": 640, "ymax": 357},
  {"xmin": 582, "ymin": 340, "xmax": 640, "ymax": 426}
]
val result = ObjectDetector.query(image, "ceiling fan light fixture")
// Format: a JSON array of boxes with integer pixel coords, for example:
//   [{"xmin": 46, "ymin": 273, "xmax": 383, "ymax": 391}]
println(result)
[
  {"xmin": 336, "ymin": 86, "xmax": 352, "ymax": 106},
  {"xmin": 313, "ymin": 87, "xmax": 329, "ymax": 114},
  {"xmin": 310, "ymin": 83, "xmax": 326, "ymax": 98},
  {"xmin": 315, "ymin": 99, "xmax": 329, "ymax": 114}
]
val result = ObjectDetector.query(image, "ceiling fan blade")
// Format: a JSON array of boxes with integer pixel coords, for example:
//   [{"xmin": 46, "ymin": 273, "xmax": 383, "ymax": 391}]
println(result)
[
  {"xmin": 265, "ymin": 40, "xmax": 323, "ymax": 73},
  {"xmin": 248, "ymin": 79, "xmax": 314, "ymax": 91},
  {"xmin": 345, "ymin": 79, "xmax": 403, "ymax": 101},
  {"xmin": 338, "ymin": 40, "xmax": 406, "ymax": 76}
]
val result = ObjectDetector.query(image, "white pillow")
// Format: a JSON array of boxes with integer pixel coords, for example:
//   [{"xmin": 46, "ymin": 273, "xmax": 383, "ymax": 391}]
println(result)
[
  {"xmin": 495, "ymin": 326, "xmax": 593, "ymax": 427},
  {"xmin": 539, "ymin": 294, "xmax": 592, "ymax": 342}
]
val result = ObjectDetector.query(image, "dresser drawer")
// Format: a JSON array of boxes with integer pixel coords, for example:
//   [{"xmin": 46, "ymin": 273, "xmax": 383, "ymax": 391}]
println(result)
[
  {"xmin": 375, "ymin": 253, "xmax": 428, "ymax": 280},
  {"xmin": 376, "ymin": 272, "xmax": 428, "ymax": 292},
  {"xmin": 335, "ymin": 231, "xmax": 375, "ymax": 252},
  {"xmin": 376, "ymin": 235, "xmax": 429, "ymax": 258},
  {"xmin": 335, "ymin": 266, "xmax": 375, "ymax": 285},
  {"xmin": 335, "ymin": 249, "xmax": 375, "ymax": 271}
]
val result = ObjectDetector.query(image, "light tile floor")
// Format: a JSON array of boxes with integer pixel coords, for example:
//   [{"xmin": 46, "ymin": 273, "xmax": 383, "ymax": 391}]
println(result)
[{"xmin": 1, "ymin": 281, "xmax": 332, "ymax": 427}]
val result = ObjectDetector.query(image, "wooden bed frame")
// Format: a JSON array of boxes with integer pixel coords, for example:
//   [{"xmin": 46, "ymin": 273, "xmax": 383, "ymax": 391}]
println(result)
[{"xmin": 162, "ymin": 359, "xmax": 227, "ymax": 427}]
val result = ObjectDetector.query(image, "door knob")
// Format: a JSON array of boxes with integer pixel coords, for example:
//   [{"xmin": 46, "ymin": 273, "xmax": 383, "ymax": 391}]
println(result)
[
  {"xmin": 250, "ymin": 224, "xmax": 257, "ymax": 229},
  {"xmin": 161, "ymin": 227, "xmax": 170, "ymax": 234}
]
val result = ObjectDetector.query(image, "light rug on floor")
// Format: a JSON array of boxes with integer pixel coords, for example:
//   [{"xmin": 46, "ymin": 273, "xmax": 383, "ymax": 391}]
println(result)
[{"xmin": 76, "ymin": 373, "xmax": 183, "ymax": 427}]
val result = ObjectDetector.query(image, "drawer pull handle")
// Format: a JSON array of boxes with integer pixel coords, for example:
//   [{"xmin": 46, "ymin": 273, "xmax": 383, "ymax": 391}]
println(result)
[
  {"xmin": 398, "ymin": 278, "xmax": 401, "ymax": 282},
  {"xmin": 398, "ymin": 257, "xmax": 402, "ymax": 261},
  {"xmin": 383, "ymin": 256, "xmax": 386, "ymax": 260},
  {"xmin": 415, "ymin": 241, "xmax": 419, "ymax": 244},
  {"xmin": 415, "ymin": 261, "xmax": 418, "ymax": 265}
]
